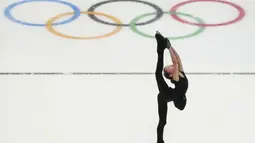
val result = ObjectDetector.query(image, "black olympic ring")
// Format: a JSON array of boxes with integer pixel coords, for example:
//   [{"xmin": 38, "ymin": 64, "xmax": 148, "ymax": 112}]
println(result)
[{"xmin": 87, "ymin": 0, "xmax": 164, "ymax": 27}]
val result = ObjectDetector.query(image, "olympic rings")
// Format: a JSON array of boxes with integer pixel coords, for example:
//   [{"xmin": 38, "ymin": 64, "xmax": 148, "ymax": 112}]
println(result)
[
  {"xmin": 4, "ymin": 0, "xmax": 80, "ymax": 27},
  {"xmin": 87, "ymin": 0, "xmax": 163, "ymax": 27},
  {"xmin": 130, "ymin": 12, "xmax": 205, "ymax": 40},
  {"xmin": 46, "ymin": 11, "xmax": 122, "ymax": 39},
  {"xmin": 170, "ymin": 0, "xmax": 246, "ymax": 27},
  {"xmin": 4, "ymin": 0, "xmax": 246, "ymax": 40}
]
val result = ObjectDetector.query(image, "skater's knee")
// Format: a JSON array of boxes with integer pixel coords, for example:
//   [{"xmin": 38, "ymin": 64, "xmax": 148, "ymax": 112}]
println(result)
[
  {"xmin": 158, "ymin": 94, "xmax": 166, "ymax": 102},
  {"xmin": 155, "ymin": 73, "xmax": 160, "ymax": 81},
  {"xmin": 158, "ymin": 120, "xmax": 167, "ymax": 127}
]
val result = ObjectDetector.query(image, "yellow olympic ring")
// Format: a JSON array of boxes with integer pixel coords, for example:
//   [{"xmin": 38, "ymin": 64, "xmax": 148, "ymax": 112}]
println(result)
[{"xmin": 46, "ymin": 11, "xmax": 122, "ymax": 40}]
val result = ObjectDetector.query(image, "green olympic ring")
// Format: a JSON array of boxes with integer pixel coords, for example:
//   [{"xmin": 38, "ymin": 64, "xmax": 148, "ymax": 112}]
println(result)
[{"xmin": 130, "ymin": 12, "xmax": 205, "ymax": 40}]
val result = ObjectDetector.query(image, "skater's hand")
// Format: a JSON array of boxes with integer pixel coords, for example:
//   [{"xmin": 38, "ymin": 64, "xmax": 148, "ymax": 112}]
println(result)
[{"xmin": 165, "ymin": 38, "xmax": 171, "ymax": 49}]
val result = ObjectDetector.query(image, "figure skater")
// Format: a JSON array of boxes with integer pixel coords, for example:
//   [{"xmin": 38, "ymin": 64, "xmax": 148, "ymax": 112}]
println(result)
[{"xmin": 155, "ymin": 31, "xmax": 189, "ymax": 143}]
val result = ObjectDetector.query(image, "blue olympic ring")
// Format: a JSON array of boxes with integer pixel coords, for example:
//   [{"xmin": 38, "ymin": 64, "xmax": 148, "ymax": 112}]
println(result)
[{"xmin": 4, "ymin": 0, "xmax": 81, "ymax": 27}]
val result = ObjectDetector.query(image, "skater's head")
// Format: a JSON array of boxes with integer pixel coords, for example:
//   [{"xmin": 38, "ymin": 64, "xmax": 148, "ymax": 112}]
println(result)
[
  {"xmin": 174, "ymin": 95, "xmax": 187, "ymax": 111},
  {"xmin": 163, "ymin": 65, "xmax": 176, "ymax": 80}
]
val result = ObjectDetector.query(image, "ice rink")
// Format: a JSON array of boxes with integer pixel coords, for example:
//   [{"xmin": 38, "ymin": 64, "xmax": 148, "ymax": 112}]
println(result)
[{"xmin": 1, "ymin": 0, "xmax": 255, "ymax": 143}]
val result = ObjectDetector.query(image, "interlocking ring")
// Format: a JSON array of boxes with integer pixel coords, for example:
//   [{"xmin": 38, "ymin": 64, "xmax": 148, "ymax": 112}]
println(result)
[
  {"xmin": 4, "ymin": 0, "xmax": 246, "ymax": 40},
  {"xmin": 130, "ymin": 12, "xmax": 205, "ymax": 40},
  {"xmin": 87, "ymin": 0, "xmax": 164, "ymax": 27},
  {"xmin": 170, "ymin": 0, "xmax": 246, "ymax": 27},
  {"xmin": 46, "ymin": 11, "xmax": 122, "ymax": 39},
  {"xmin": 4, "ymin": 0, "xmax": 80, "ymax": 26}
]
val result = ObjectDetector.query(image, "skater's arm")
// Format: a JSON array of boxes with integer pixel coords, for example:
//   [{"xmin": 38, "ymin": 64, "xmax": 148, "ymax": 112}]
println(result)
[
  {"xmin": 171, "ymin": 47, "xmax": 184, "ymax": 71},
  {"xmin": 168, "ymin": 47, "xmax": 178, "ymax": 71},
  {"xmin": 168, "ymin": 47, "xmax": 179, "ymax": 80}
]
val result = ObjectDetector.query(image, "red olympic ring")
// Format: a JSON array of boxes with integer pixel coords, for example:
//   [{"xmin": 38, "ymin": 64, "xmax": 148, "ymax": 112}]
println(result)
[{"xmin": 170, "ymin": 0, "xmax": 246, "ymax": 27}]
